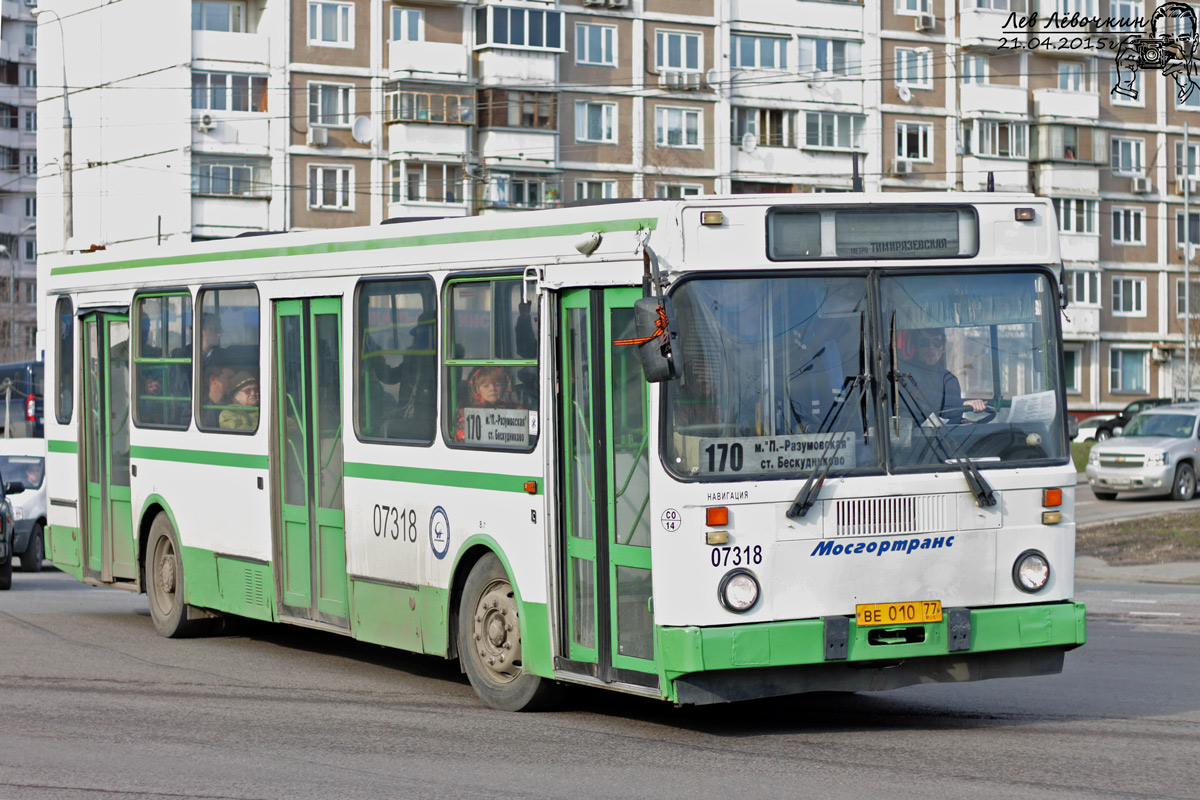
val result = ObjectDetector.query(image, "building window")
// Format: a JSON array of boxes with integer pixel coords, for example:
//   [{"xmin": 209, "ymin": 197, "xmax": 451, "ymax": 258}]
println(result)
[
  {"xmin": 477, "ymin": 89, "xmax": 556, "ymax": 129},
  {"xmin": 1069, "ymin": 270, "xmax": 1100, "ymax": 306},
  {"xmin": 192, "ymin": 72, "xmax": 268, "ymax": 112},
  {"xmin": 895, "ymin": 120, "xmax": 932, "ymax": 161},
  {"xmin": 966, "ymin": 120, "xmax": 1027, "ymax": 158},
  {"xmin": 385, "ymin": 90, "xmax": 474, "ymax": 124},
  {"xmin": 23, "ymin": 153, "xmax": 35, "ymax": 174},
  {"xmin": 402, "ymin": 162, "xmax": 463, "ymax": 203},
  {"xmin": 22, "ymin": 68, "xmax": 35, "ymax": 88},
  {"xmin": 655, "ymin": 106, "xmax": 701, "ymax": 148},
  {"xmin": 1175, "ymin": 278, "xmax": 1200, "ymax": 316},
  {"xmin": 391, "ymin": 7, "xmax": 423, "ymax": 42},
  {"xmin": 192, "ymin": 1, "xmax": 246, "ymax": 33},
  {"xmin": 1109, "ymin": 348, "xmax": 1147, "ymax": 393},
  {"xmin": 1052, "ymin": 197, "xmax": 1096, "ymax": 233},
  {"xmin": 23, "ymin": 281, "xmax": 34, "ymax": 305},
  {"xmin": 656, "ymin": 30, "xmax": 701, "ymax": 72},
  {"xmin": 1176, "ymin": 211, "xmax": 1200, "ymax": 246},
  {"xmin": 1176, "ymin": 141, "xmax": 1200, "ymax": 180},
  {"xmin": 1180, "ymin": 85, "xmax": 1200, "ymax": 109},
  {"xmin": 803, "ymin": 111, "xmax": 863, "ymax": 149},
  {"xmin": 1111, "ymin": 136, "xmax": 1144, "ymax": 176},
  {"xmin": 575, "ymin": 180, "xmax": 616, "ymax": 201},
  {"xmin": 895, "ymin": 0, "xmax": 931, "ymax": 12},
  {"xmin": 1057, "ymin": 0, "xmax": 1095, "ymax": 15},
  {"xmin": 0, "ymin": 104, "xmax": 16, "ymax": 130},
  {"xmin": 23, "ymin": 239, "xmax": 34, "ymax": 261},
  {"xmin": 1058, "ymin": 62, "xmax": 1085, "ymax": 91},
  {"xmin": 193, "ymin": 160, "xmax": 267, "ymax": 196},
  {"xmin": 308, "ymin": 165, "xmax": 353, "ymax": 210},
  {"xmin": 1110, "ymin": 64, "xmax": 1143, "ymax": 105},
  {"xmin": 1112, "ymin": 207, "xmax": 1145, "ymax": 245},
  {"xmin": 1063, "ymin": 347, "xmax": 1080, "ymax": 394},
  {"xmin": 309, "ymin": 1, "xmax": 353, "ymax": 47},
  {"xmin": 655, "ymin": 183, "xmax": 701, "ymax": 198},
  {"xmin": 734, "ymin": 108, "xmax": 797, "ymax": 148},
  {"xmin": 474, "ymin": 6, "xmax": 564, "ymax": 51},
  {"xmin": 488, "ymin": 173, "xmax": 560, "ymax": 208},
  {"xmin": 24, "ymin": 24, "xmax": 35, "ymax": 48},
  {"xmin": 576, "ymin": 23, "xmax": 615, "ymax": 66},
  {"xmin": 24, "ymin": 197, "xmax": 35, "ymax": 218},
  {"xmin": 309, "ymin": 82, "xmax": 353, "ymax": 127},
  {"xmin": 575, "ymin": 101, "xmax": 616, "ymax": 143},
  {"xmin": 896, "ymin": 47, "xmax": 932, "ymax": 88},
  {"xmin": 962, "ymin": 54, "xmax": 989, "ymax": 84},
  {"xmin": 23, "ymin": 110, "xmax": 35, "ymax": 132},
  {"xmin": 731, "ymin": 33, "xmax": 787, "ymax": 69},
  {"xmin": 798, "ymin": 38, "xmax": 861, "ymax": 76},
  {"xmin": 1111, "ymin": 276, "xmax": 1146, "ymax": 316}
]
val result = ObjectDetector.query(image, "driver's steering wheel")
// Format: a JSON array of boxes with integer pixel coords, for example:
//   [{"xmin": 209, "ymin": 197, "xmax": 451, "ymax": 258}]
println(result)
[{"xmin": 941, "ymin": 404, "xmax": 997, "ymax": 423}]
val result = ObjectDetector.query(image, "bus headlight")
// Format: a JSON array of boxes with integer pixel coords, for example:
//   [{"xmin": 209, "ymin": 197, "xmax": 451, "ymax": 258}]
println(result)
[
  {"xmin": 1012, "ymin": 550, "xmax": 1050, "ymax": 593},
  {"xmin": 718, "ymin": 569, "xmax": 760, "ymax": 612}
]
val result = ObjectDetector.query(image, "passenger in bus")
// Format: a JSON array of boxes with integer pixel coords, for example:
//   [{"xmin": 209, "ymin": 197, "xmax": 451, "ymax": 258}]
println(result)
[
  {"xmin": 365, "ymin": 311, "xmax": 436, "ymax": 439},
  {"xmin": 453, "ymin": 366, "xmax": 514, "ymax": 443},
  {"xmin": 219, "ymin": 372, "xmax": 259, "ymax": 430},
  {"xmin": 200, "ymin": 364, "xmax": 235, "ymax": 428},
  {"xmin": 198, "ymin": 315, "xmax": 224, "ymax": 371},
  {"xmin": 900, "ymin": 329, "xmax": 986, "ymax": 424},
  {"xmin": 138, "ymin": 371, "xmax": 165, "ymax": 425}
]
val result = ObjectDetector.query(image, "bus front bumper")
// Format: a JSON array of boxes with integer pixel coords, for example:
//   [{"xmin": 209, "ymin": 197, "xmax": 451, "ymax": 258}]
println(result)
[{"xmin": 657, "ymin": 601, "xmax": 1086, "ymax": 705}]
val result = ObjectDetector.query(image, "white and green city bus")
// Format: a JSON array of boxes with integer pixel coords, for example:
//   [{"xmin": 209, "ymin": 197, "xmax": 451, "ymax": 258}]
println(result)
[{"xmin": 40, "ymin": 193, "xmax": 1085, "ymax": 710}]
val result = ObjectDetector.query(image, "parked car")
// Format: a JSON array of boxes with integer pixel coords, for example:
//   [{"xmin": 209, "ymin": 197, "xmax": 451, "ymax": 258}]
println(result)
[
  {"xmin": 1076, "ymin": 414, "xmax": 1117, "ymax": 443},
  {"xmin": 0, "ymin": 474, "xmax": 25, "ymax": 590},
  {"xmin": 1085, "ymin": 402, "xmax": 1200, "ymax": 501},
  {"xmin": 0, "ymin": 439, "xmax": 46, "ymax": 571},
  {"xmin": 0, "ymin": 360, "xmax": 44, "ymax": 439},
  {"xmin": 1093, "ymin": 398, "xmax": 1175, "ymax": 441}
]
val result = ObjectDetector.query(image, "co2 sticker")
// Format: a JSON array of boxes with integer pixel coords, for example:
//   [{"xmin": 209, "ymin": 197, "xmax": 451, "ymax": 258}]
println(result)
[
  {"xmin": 660, "ymin": 508, "xmax": 681, "ymax": 532},
  {"xmin": 430, "ymin": 506, "xmax": 450, "ymax": 560}
]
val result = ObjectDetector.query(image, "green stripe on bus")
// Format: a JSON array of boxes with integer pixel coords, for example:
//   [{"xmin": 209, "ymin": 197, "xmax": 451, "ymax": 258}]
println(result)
[
  {"xmin": 48, "ymin": 440, "xmax": 78, "ymax": 454},
  {"xmin": 344, "ymin": 461, "xmax": 542, "ymax": 494},
  {"xmin": 129, "ymin": 446, "xmax": 269, "ymax": 469},
  {"xmin": 50, "ymin": 218, "xmax": 659, "ymax": 276}
]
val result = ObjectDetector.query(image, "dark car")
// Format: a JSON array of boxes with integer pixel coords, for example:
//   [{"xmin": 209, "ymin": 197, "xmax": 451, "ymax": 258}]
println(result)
[
  {"xmin": 1094, "ymin": 398, "xmax": 1176, "ymax": 441},
  {"xmin": 0, "ymin": 476, "xmax": 25, "ymax": 590}
]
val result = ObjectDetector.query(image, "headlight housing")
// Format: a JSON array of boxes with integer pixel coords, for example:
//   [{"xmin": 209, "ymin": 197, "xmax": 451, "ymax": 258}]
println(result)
[
  {"xmin": 1088, "ymin": 449, "xmax": 1100, "ymax": 465},
  {"xmin": 1146, "ymin": 452, "xmax": 1169, "ymax": 468},
  {"xmin": 718, "ymin": 569, "xmax": 760, "ymax": 613},
  {"xmin": 1013, "ymin": 550, "xmax": 1050, "ymax": 593}
]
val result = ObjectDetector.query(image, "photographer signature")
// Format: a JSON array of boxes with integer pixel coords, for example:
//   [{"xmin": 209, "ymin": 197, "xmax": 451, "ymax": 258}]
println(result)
[{"xmin": 1114, "ymin": 1, "xmax": 1199, "ymax": 102}]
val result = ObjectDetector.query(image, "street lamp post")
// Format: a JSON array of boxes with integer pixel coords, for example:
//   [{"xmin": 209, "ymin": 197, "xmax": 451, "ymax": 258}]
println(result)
[{"xmin": 31, "ymin": 8, "xmax": 72, "ymax": 249}]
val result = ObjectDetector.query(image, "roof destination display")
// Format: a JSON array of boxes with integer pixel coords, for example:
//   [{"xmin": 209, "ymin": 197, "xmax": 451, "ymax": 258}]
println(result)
[{"xmin": 768, "ymin": 206, "xmax": 978, "ymax": 261}]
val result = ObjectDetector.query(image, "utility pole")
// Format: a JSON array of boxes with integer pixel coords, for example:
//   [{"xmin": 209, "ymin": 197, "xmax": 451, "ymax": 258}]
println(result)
[{"xmin": 32, "ymin": 9, "xmax": 72, "ymax": 249}]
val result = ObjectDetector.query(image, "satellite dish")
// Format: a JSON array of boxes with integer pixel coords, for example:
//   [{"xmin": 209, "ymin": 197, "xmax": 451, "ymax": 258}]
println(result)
[
  {"xmin": 351, "ymin": 115, "xmax": 375, "ymax": 144},
  {"xmin": 741, "ymin": 132, "xmax": 758, "ymax": 153},
  {"xmin": 897, "ymin": 84, "xmax": 913, "ymax": 103}
]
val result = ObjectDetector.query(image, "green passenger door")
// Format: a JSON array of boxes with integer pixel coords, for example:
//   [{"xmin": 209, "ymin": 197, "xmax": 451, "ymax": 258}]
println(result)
[
  {"xmin": 80, "ymin": 312, "xmax": 137, "ymax": 582},
  {"xmin": 559, "ymin": 288, "xmax": 657, "ymax": 687},
  {"xmin": 274, "ymin": 298, "xmax": 348, "ymax": 627}
]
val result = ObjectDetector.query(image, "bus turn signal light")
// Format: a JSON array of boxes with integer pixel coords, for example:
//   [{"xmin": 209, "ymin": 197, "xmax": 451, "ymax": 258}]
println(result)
[
  {"xmin": 706, "ymin": 507, "xmax": 728, "ymax": 526},
  {"xmin": 524, "ymin": 481, "xmax": 538, "ymax": 494},
  {"xmin": 1043, "ymin": 488, "xmax": 1062, "ymax": 507}
]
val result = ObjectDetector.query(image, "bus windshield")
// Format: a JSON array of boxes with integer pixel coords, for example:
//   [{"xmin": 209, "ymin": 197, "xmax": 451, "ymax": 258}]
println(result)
[{"xmin": 663, "ymin": 269, "xmax": 1066, "ymax": 479}]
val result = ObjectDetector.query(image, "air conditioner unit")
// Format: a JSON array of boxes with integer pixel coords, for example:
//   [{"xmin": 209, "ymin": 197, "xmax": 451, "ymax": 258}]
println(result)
[
  {"xmin": 582, "ymin": 0, "xmax": 605, "ymax": 6},
  {"xmin": 195, "ymin": 114, "xmax": 216, "ymax": 133},
  {"xmin": 681, "ymin": 71, "xmax": 702, "ymax": 89},
  {"xmin": 1131, "ymin": 176, "xmax": 1152, "ymax": 194},
  {"xmin": 307, "ymin": 127, "xmax": 329, "ymax": 147},
  {"xmin": 893, "ymin": 159, "xmax": 913, "ymax": 175},
  {"xmin": 1179, "ymin": 177, "xmax": 1200, "ymax": 196},
  {"xmin": 658, "ymin": 71, "xmax": 681, "ymax": 88},
  {"xmin": 1153, "ymin": 345, "xmax": 1173, "ymax": 362},
  {"xmin": 607, "ymin": 0, "xmax": 629, "ymax": 7},
  {"xmin": 915, "ymin": 13, "xmax": 936, "ymax": 31}
]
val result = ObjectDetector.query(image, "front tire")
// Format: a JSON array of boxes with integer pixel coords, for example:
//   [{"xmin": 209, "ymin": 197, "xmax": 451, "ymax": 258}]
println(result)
[
  {"xmin": 0, "ymin": 550, "xmax": 11, "ymax": 590},
  {"xmin": 458, "ymin": 553, "xmax": 558, "ymax": 711},
  {"xmin": 1172, "ymin": 463, "xmax": 1196, "ymax": 501},
  {"xmin": 146, "ymin": 513, "xmax": 210, "ymax": 638},
  {"xmin": 20, "ymin": 523, "xmax": 43, "ymax": 572},
  {"xmin": 1096, "ymin": 429, "xmax": 1111, "ymax": 442}
]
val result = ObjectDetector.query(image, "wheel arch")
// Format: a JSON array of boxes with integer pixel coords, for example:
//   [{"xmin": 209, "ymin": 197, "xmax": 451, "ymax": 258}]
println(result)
[
  {"xmin": 137, "ymin": 494, "xmax": 182, "ymax": 591},
  {"xmin": 446, "ymin": 535, "xmax": 522, "ymax": 663}
]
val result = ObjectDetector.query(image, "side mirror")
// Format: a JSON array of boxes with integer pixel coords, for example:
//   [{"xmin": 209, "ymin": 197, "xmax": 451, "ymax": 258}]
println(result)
[
  {"xmin": 3, "ymin": 482, "xmax": 24, "ymax": 495},
  {"xmin": 631, "ymin": 296, "xmax": 682, "ymax": 383},
  {"xmin": 1112, "ymin": 426, "xmax": 1124, "ymax": 437}
]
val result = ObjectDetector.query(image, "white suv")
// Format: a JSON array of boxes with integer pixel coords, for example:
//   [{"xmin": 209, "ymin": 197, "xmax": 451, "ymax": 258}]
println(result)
[{"xmin": 1085, "ymin": 402, "xmax": 1200, "ymax": 501}]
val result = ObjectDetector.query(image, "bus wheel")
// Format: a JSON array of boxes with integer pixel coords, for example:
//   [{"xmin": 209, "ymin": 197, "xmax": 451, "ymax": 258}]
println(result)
[
  {"xmin": 146, "ymin": 514, "xmax": 210, "ymax": 638},
  {"xmin": 20, "ymin": 523, "xmax": 43, "ymax": 572},
  {"xmin": 458, "ymin": 553, "xmax": 557, "ymax": 711}
]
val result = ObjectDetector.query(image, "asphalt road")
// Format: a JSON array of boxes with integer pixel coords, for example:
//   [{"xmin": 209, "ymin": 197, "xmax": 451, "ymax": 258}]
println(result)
[
  {"xmin": 1075, "ymin": 479, "xmax": 1200, "ymax": 526},
  {"xmin": 1, "ymin": 571, "xmax": 1198, "ymax": 800}
]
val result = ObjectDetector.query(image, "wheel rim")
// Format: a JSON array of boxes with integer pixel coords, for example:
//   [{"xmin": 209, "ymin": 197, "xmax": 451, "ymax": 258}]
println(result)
[
  {"xmin": 150, "ymin": 535, "xmax": 178, "ymax": 617},
  {"xmin": 1182, "ymin": 470, "xmax": 1196, "ymax": 498},
  {"xmin": 470, "ymin": 578, "xmax": 522, "ymax": 684}
]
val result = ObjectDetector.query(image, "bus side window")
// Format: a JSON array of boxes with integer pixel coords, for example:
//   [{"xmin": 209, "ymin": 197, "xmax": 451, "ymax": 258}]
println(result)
[
  {"xmin": 56, "ymin": 296, "xmax": 74, "ymax": 425},
  {"xmin": 132, "ymin": 292, "xmax": 192, "ymax": 430},
  {"xmin": 355, "ymin": 278, "xmax": 437, "ymax": 444},
  {"xmin": 196, "ymin": 286, "xmax": 261, "ymax": 433},
  {"xmin": 444, "ymin": 277, "xmax": 539, "ymax": 450}
]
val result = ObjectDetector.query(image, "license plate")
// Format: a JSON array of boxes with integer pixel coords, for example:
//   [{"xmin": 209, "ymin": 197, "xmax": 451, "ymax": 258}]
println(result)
[
  {"xmin": 856, "ymin": 600, "xmax": 942, "ymax": 627},
  {"xmin": 1109, "ymin": 478, "xmax": 1130, "ymax": 487}
]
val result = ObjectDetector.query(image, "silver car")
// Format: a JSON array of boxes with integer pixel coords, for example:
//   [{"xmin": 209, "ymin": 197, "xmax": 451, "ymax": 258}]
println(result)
[{"xmin": 1085, "ymin": 403, "xmax": 1200, "ymax": 501}]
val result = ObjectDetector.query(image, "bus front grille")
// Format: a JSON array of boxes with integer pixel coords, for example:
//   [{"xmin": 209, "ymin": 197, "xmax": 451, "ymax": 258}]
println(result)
[{"xmin": 833, "ymin": 495, "xmax": 951, "ymax": 538}]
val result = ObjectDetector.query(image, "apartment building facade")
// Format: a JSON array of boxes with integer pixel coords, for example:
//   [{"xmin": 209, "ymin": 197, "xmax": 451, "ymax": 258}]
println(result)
[{"xmin": 32, "ymin": 0, "xmax": 1200, "ymax": 411}]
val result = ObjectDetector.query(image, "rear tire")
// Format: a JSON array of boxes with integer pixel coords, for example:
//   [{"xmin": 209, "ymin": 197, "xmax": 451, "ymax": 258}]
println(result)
[
  {"xmin": 458, "ymin": 553, "xmax": 558, "ymax": 711},
  {"xmin": 0, "ymin": 550, "xmax": 11, "ymax": 590},
  {"xmin": 20, "ymin": 523, "xmax": 43, "ymax": 572},
  {"xmin": 146, "ymin": 513, "xmax": 211, "ymax": 638},
  {"xmin": 1092, "ymin": 490, "xmax": 1118, "ymax": 501},
  {"xmin": 1172, "ymin": 463, "xmax": 1196, "ymax": 501}
]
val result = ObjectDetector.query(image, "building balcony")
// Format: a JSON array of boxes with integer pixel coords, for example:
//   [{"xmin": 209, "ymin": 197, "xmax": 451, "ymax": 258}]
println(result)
[
  {"xmin": 386, "ymin": 199, "xmax": 470, "ymax": 219},
  {"xmin": 960, "ymin": 83, "xmax": 1028, "ymax": 117},
  {"xmin": 962, "ymin": 156, "xmax": 1030, "ymax": 192},
  {"xmin": 958, "ymin": 8, "xmax": 1010, "ymax": 47},
  {"xmin": 1034, "ymin": 161, "xmax": 1100, "ymax": 195},
  {"xmin": 733, "ymin": 76, "xmax": 862, "ymax": 107},
  {"xmin": 475, "ymin": 49, "xmax": 558, "ymax": 87},
  {"xmin": 1060, "ymin": 232, "xmax": 1099, "ymax": 264},
  {"xmin": 1061, "ymin": 305, "xmax": 1100, "ymax": 338},
  {"xmin": 387, "ymin": 122, "xmax": 469, "ymax": 159},
  {"xmin": 389, "ymin": 40, "xmax": 470, "ymax": 83},
  {"xmin": 192, "ymin": 195, "xmax": 271, "ymax": 238},
  {"xmin": 732, "ymin": 0, "xmax": 862, "ymax": 33},
  {"xmin": 0, "ymin": 127, "xmax": 19, "ymax": 150},
  {"xmin": 192, "ymin": 115, "xmax": 272, "ymax": 153},
  {"xmin": 477, "ymin": 128, "xmax": 558, "ymax": 168},
  {"xmin": 732, "ymin": 144, "xmax": 865, "ymax": 184},
  {"xmin": 1032, "ymin": 88, "xmax": 1098, "ymax": 123},
  {"xmin": 192, "ymin": 31, "xmax": 269, "ymax": 65}
]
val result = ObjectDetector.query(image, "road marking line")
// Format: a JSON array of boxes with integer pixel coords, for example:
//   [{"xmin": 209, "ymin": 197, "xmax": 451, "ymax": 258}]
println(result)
[
  {"xmin": 1114, "ymin": 599, "xmax": 1158, "ymax": 604},
  {"xmin": 1128, "ymin": 611, "xmax": 1182, "ymax": 617}
]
